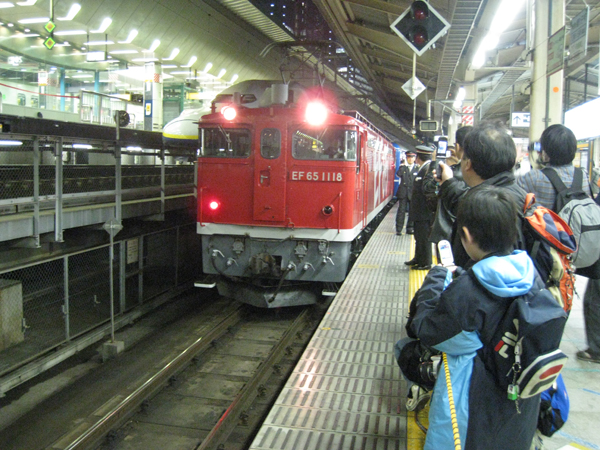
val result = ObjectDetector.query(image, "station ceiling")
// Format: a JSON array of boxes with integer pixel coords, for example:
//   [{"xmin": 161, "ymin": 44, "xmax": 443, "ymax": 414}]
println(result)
[{"xmin": 0, "ymin": 0, "xmax": 598, "ymax": 146}]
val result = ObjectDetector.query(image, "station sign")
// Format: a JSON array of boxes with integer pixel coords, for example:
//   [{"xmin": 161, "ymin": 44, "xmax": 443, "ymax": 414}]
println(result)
[{"xmin": 511, "ymin": 112, "xmax": 530, "ymax": 128}]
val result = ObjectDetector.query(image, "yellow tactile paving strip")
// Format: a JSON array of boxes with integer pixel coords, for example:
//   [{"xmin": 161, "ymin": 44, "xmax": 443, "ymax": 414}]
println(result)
[{"xmin": 407, "ymin": 237, "xmax": 430, "ymax": 450}]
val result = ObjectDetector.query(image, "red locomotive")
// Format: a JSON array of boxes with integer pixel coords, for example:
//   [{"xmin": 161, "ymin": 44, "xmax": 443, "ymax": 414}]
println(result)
[{"xmin": 196, "ymin": 80, "xmax": 395, "ymax": 307}]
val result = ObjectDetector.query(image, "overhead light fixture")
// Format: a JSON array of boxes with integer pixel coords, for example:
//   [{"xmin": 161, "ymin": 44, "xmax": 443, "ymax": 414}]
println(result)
[
  {"xmin": 16, "ymin": 0, "xmax": 36, "ymax": 5},
  {"xmin": 230, "ymin": 74, "xmax": 238, "ymax": 83},
  {"xmin": 217, "ymin": 69, "xmax": 226, "ymax": 78},
  {"xmin": 18, "ymin": 17, "xmax": 48, "ymax": 24},
  {"xmin": 182, "ymin": 56, "xmax": 197, "ymax": 67},
  {"xmin": 149, "ymin": 39, "xmax": 160, "ymax": 52},
  {"xmin": 91, "ymin": 17, "xmax": 112, "ymax": 33},
  {"xmin": 57, "ymin": 3, "xmax": 81, "ymax": 21},
  {"xmin": 0, "ymin": 140, "xmax": 23, "ymax": 146},
  {"xmin": 132, "ymin": 57, "xmax": 158, "ymax": 62},
  {"xmin": 163, "ymin": 48, "xmax": 179, "ymax": 61},
  {"xmin": 73, "ymin": 144, "xmax": 92, "ymax": 149},
  {"xmin": 9, "ymin": 32, "xmax": 38, "ymax": 37},
  {"xmin": 109, "ymin": 49, "xmax": 138, "ymax": 54},
  {"xmin": 54, "ymin": 30, "xmax": 86, "ymax": 36},
  {"xmin": 119, "ymin": 29, "xmax": 138, "ymax": 44},
  {"xmin": 471, "ymin": 0, "xmax": 526, "ymax": 69},
  {"xmin": 85, "ymin": 40, "xmax": 114, "ymax": 45},
  {"xmin": 162, "ymin": 64, "xmax": 177, "ymax": 68},
  {"xmin": 453, "ymin": 86, "xmax": 466, "ymax": 109},
  {"xmin": 0, "ymin": 3, "xmax": 15, "ymax": 8},
  {"xmin": 169, "ymin": 71, "xmax": 193, "ymax": 75},
  {"xmin": 203, "ymin": 62, "xmax": 212, "ymax": 73}
]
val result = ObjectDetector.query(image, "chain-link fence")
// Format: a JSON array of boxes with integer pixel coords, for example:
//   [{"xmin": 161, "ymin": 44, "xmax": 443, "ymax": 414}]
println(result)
[{"xmin": 0, "ymin": 224, "xmax": 200, "ymax": 377}]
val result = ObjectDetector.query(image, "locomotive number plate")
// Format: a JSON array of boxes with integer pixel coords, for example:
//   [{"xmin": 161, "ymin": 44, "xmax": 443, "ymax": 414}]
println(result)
[{"xmin": 290, "ymin": 171, "xmax": 343, "ymax": 182}]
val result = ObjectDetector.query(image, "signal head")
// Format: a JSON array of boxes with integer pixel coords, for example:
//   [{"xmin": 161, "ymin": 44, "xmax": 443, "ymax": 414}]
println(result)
[{"xmin": 411, "ymin": 1, "xmax": 429, "ymax": 20}]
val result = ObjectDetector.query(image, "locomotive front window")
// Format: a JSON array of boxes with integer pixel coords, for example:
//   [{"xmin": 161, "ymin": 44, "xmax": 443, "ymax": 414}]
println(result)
[
  {"xmin": 292, "ymin": 128, "xmax": 357, "ymax": 161},
  {"xmin": 260, "ymin": 128, "xmax": 281, "ymax": 159},
  {"xmin": 200, "ymin": 127, "xmax": 251, "ymax": 158}
]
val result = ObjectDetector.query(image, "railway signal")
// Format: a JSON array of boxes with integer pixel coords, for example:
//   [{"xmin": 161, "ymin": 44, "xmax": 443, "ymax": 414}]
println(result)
[{"xmin": 390, "ymin": 1, "xmax": 450, "ymax": 56}]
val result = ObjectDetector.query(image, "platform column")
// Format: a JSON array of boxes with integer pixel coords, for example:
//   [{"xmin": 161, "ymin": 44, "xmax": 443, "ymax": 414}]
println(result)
[{"xmin": 144, "ymin": 62, "xmax": 163, "ymax": 132}]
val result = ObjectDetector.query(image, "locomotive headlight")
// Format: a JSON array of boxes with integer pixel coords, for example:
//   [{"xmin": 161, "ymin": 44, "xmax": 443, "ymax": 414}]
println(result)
[
  {"xmin": 222, "ymin": 106, "xmax": 237, "ymax": 121},
  {"xmin": 209, "ymin": 200, "xmax": 220, "ymax": 211},
  {"xmin": 305, "ymin": 101, "xmax": 328, "ymax": 126}
]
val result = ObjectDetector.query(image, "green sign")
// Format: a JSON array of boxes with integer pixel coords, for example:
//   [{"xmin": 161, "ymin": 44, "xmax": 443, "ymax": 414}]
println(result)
[
  {"xmin": 44, "ymin": 37, "xmax": 55, "ymax": 50},
  {"xmin": 44, "ymin": 21, "xmax": 55, "ymax": 33}
]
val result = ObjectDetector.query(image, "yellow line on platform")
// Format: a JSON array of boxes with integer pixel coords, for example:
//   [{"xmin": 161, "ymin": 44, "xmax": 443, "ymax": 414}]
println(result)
[{"xmin": 406, "ymin": 237, "xmax": 438, "ymax": 450}]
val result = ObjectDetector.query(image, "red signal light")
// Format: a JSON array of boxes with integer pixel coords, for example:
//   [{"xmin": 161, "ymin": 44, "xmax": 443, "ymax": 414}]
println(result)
[
  {"xmin": 411, "ymin": 26, "xmax": 428, "ymax": 46},
  {"xmin": 411, "ymin": 1, "xmax": 429, "ymax": 20},
  {"xmin": 209, "ymin": 201, "xmax": 220, "ymax": 211}
]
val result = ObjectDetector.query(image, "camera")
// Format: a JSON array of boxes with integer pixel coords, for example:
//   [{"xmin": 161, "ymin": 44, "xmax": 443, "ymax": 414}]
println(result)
[{"xmin": 418, "ymin": 354, "xmax": 442, "ymax": 386}]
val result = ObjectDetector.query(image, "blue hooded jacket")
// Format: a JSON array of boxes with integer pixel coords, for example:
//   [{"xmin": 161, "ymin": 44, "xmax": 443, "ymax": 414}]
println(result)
[{"xmin": 409, "ymin": 250, "xmax": 540, "ymax": 450}]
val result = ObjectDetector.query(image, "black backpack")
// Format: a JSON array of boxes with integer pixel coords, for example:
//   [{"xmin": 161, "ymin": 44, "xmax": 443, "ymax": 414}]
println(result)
[{"xmin": 479, "ymin": 275, "xmax": 568, "ymax": 402}]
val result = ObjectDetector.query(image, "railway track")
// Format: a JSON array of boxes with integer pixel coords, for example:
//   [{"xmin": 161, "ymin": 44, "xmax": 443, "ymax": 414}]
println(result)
[{"xmin": 10, "ymin": 291, "xmax": 326, "ymax": 450}]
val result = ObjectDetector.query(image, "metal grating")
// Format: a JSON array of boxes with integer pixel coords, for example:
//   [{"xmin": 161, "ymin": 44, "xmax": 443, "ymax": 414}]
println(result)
[
  {"xmin": 435, "ymin": 0, "xmax": 483, "ymax": 102},
  {"xmin": 250, "ymin": 204, "xmax": 413, "ymax": 450}
]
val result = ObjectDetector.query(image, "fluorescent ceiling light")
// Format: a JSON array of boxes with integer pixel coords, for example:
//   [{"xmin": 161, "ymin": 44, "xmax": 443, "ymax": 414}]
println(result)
[
  {"xmin": 169, "ymin": 71, "xmax": 193, "ymax": 75},
  {"xmin": 203, "ymin": 62, "xmax": 213, "ymax": 73},
  {"xmin": 16, "ymin": 0, "xmax": 36, "ymax": 5},
  {"xmin": 8, "ymin": 32, "xmax": 38, "ymax": 37},
  {"xmin": 109, "ymin": 49, "xmax": 138, "ymax": 54},
  {"xmin": 163, "ymin": 48, "xmax": 179, "ymax": 61},
  {"xmin": 119, "ymin": 29, "xmax": 138, "ymax": 44},
  {"xmin": 54, "ymin": 30, "xmax": 86, "ymax": 36},
  {"xmin": 85, "ymin": 40, "xmax": 114, "ymax": 45},
  {"xmin": 217, "ymin": 69, "xmax": 226, "ymax": 78},
  {"xmin": 162, "ymin": 64, "xmax": 177, "ymax": 68},
  {"xmin": 131, "ymin": 57, "xmax": 158, "ymax": 62},
  {"xmin": 149, "ymin": 39, "xmax": 160, "ymax": 52},
  {"xmin": 18, "ymin": 17, "xmax": 48, "ymax": 23},
  {"xmin": 71, "ymin": 74, "xmax": 93, "ymax": 78},
  {"xmin": 230, "ymin": 74, "xmax": 238, "ymax": 83},
  {"xmin": 57, "ymin": 3, "xmax": 81, "ymax": 21},
  {"xmin": 73, "ymin": 144, "xmax": 92, "ymax": 149},
  {"xmin": 0, "ymin": 140, "xmax": 23, "ymax": 146},
  {"xmin": 0, "ymin": 3, "xmax": 15, "ymax": 8},
  {"xmin": 471, "ymin": 0, "xmax": 526, "ymax": 69},
  {"xmin": 182, "ymin": 56, "xmax": 197, "ymax": 68},
  {"xmin": 91, "ymin": 17, "xmax": 112, "ymax": 33}
]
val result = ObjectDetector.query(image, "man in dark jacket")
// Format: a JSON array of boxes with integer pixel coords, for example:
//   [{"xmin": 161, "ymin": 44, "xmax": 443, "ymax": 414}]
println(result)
[
  {"xmin": 436, "ymin": 122, "xmax": 527, "ymax": 268},
  {"xmin": 405, "ymin": 145, "xmax": 437, "ymax": 270},
  {"xmin": 395, "ymin": 151, "xmax": 419, "ymax": 235}
]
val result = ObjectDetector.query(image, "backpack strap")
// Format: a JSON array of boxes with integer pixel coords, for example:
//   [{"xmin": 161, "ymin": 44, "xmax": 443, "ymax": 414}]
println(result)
[
  {"xmin": 542, "ymin": 168, "xmax": 583, "ymax": 211},
  {"xmin": 542, "ymin": 168, "xmax": 569, "ymax": 193}
]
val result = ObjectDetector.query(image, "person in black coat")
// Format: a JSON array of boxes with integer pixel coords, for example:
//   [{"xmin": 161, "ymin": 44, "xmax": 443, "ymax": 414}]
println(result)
[
  {"xmin": 405, "ymin": 145, "xmax": 437, "ymax": 270},
  {"xmin": 436, "ymin": 122, "xmax": 527, "ymax": 268},
  {"xmin": 395, "ymin": 151, "xmax": 419, "ymax": 235}
]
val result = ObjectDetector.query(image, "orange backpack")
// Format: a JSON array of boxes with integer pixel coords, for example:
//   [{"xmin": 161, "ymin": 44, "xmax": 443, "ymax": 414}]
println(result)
[{"xmin": 521, "ymin": 194, "xmax": 577, "ymax": 312}]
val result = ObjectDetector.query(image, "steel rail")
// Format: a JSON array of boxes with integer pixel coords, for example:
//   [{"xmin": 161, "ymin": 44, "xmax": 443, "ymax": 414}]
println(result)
[
  {"xmin": 57, "ymin": 305, "xmax": 245, "ymax": 450},
  {"xmin": 196, "ymin": 307, "xmax": 311, "ymax": 450}
]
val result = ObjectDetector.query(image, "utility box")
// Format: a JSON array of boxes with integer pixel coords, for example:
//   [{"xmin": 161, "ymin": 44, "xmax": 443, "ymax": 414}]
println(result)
[{"xmin": 0, "ymin": 279, "xmax": 24, "ymax": 351}]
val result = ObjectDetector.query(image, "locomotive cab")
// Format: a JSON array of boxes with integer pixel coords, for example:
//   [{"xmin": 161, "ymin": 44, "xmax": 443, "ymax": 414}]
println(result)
[{"xmin": 196, "ymin": 81, "xmax": 395, "ymax": 307}]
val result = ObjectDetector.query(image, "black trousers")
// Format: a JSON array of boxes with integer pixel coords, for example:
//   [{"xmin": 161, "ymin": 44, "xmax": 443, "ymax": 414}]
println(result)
[
  {"xmin": 413, "ymin": 220, "xmax": 432, "ymax": 266},
  {"xmin": 396, "ymin": 196, "xmax": 408, "ymax": 232},
  {"xmin": 396, "ymin": 197, "xmax": 414, "ymax": 232}
]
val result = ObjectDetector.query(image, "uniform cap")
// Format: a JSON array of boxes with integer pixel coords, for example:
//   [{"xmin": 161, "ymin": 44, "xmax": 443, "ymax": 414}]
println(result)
[
  {"xmin": 415, "ymin": 144, "xmax": 434, "ymax": 155},
  {"xmin": 405, "ymin": 151, "xmax": 417, "ymax": 156}
]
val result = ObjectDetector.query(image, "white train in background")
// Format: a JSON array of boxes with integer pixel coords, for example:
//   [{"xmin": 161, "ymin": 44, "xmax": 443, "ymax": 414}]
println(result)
[{"xmin": 162, "ymin": 80, "xmax": 304, "ymax": 148}]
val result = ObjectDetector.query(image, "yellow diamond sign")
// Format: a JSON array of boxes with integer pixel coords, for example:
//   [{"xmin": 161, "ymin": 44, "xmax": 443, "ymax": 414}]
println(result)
[
  {"xmin": 44, "ymin": 37, "xmax": 55, "ymax": 49},
  {"xmin": 44, "ymin": 21, "xmax": 55, "ymax": 33}
]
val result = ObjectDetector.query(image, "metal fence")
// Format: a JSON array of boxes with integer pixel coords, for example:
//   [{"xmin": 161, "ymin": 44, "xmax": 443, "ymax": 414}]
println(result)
[{"xmin": 0, "ymin": 222, "xmax": 200, "ymax": 378}]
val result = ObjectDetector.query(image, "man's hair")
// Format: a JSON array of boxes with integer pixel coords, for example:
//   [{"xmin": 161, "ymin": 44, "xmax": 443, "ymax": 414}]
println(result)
[
  {"xmin": 456, "ymin": 186, "xmax": 519, "ymax": 254},
  {"xmin": 455, "ymin": 125, "xmax": 473, "ymax": 148},
  {"xmin": 540, "ymin": 124, "xmax": 577, "ymax": 165},
  {"xmin": 463, "ymin": 121, "xmax": 516, "ymax": 179}
]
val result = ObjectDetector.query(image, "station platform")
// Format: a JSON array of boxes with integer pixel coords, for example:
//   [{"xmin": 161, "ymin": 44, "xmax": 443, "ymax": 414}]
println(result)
[{"xmin": 249, "ymin": 202, "xmax": 600, "ymax": 450}]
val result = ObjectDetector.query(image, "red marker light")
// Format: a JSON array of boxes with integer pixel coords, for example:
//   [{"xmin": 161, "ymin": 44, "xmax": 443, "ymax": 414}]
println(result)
[
  {"xmin": 305, "ymin": 101, "xmax": 328, "ymax": 126},
  {"xmin": 222, "ymin": 106, "xmax": 237, "ymax": 120},
  {"xmin": 209, "ymin": 201, "xmax": 220, "ymax": 210}
]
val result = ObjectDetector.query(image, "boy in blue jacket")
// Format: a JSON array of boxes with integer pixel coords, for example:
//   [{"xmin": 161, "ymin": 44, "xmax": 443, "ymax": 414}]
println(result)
[{"xmin": 397, "ymin": 186, "xmax": 542, "ymax": 450}]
